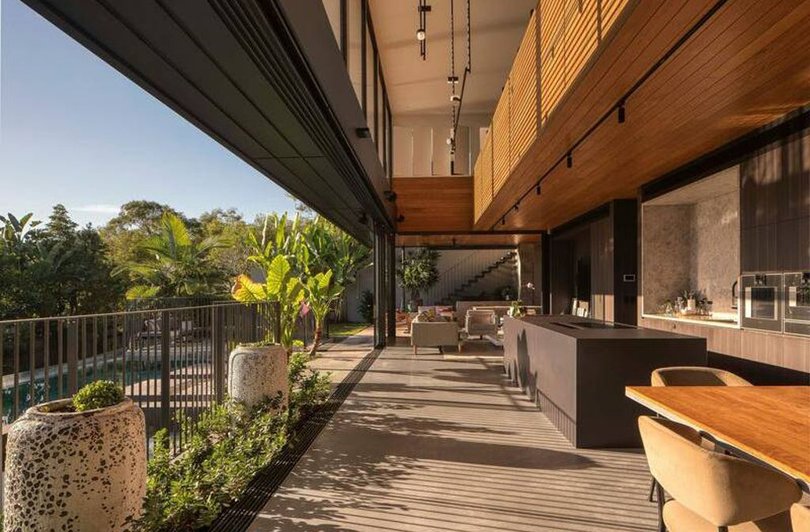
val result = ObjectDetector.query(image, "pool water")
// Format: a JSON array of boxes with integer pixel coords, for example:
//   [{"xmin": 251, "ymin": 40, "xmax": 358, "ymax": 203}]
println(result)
[{"xmin": 3, "ymin": 359, "xmax": 191, "ymax": 423}]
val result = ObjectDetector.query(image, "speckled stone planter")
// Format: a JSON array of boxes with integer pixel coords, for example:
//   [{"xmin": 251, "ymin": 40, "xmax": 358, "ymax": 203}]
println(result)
[
  {"xmin": 228, "ymin": 344, "xmax": 288, "ymax": 410},
  {"xmin": 3, "ymin": 398, "xmax": 147, "ymax": 532}
]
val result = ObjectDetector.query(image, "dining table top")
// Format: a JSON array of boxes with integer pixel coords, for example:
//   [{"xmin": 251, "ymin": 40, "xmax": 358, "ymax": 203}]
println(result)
[{"xmin": 625, "ymin": 386, "xmax": 810, "ymax": 487}]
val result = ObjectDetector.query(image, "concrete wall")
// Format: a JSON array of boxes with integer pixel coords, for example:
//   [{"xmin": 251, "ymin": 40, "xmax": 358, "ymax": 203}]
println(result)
[
  {"xmin": 341, "ymin": 248, "xmax": 517, "ymax": 321},
  {"xmin": 642, "ymin": 192, "xmax": 740, "ymax": 314}
]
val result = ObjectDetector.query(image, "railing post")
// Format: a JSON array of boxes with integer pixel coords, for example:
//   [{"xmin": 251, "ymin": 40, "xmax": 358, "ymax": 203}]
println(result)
[
  {"xmin": 160, "ymin": 310, "xmax": 171, "ymax": 432},
  {"xmin": 67, "ymin": 319, "xmax": 78, "ymax": 395},
  {"xmin": 212, "ymin": 306, "xmax": 225, "ymax": 403}
]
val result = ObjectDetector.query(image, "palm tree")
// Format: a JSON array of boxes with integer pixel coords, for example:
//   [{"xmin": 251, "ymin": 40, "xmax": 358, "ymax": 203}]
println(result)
[{"xmin": 115, "ymin": 212, "xmax": 228, "ymax": 299}]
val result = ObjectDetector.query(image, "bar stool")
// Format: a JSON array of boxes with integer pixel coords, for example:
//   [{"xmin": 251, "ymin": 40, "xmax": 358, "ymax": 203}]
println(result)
[{"xmin": 639, "ymin": 416, "xmax": 800, "ymax": 532}]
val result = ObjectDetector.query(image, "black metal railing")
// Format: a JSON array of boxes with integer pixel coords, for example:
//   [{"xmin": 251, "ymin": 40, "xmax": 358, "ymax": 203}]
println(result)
[{"xmin": 1, "ymin": 301, "xmax": 281, "ymax": 455}]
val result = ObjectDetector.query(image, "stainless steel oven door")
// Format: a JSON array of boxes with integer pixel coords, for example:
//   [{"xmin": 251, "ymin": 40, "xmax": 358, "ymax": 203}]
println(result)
[
  {"xmin": 741, "ymin": 273, "xmax": 783, "ymax": 332},
  {"xmin": 784, "ymin": 271, "xmax": 810, "ymax": 336}
]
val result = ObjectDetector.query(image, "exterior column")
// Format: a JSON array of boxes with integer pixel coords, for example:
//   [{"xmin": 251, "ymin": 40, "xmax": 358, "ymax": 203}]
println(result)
[
  {"xmin": 517, "ymin": 242, "xmax": 542, "ymax": 307},
  {"xmin": 386, "ymin": 234, "xmax": 397, "ymax": 338},
  {"xmin": 373, "ymin": 227, "xmax": 386, "ymax": 348}
]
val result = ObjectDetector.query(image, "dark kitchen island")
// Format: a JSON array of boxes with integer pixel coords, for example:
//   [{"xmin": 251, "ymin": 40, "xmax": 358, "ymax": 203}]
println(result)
[{"xmin": 503, "ymin": 315, "xmax": 706, "ymax": 448}]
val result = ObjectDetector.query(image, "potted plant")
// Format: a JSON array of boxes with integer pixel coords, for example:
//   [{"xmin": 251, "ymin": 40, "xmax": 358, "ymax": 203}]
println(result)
[
  {"xmin": 231, "ymin": 254, "xmax": 302, "ymax": 408},
  {"xmin": 397, "ymin": 248, "xmax": 439, "ymax": 309},
  {"xmin": 4, "ymin": 380, "xmax": 147, "ymax": 531},
  {"xmin": 227, "ymin": 340, "xmax": 289, "ymax": 410}
]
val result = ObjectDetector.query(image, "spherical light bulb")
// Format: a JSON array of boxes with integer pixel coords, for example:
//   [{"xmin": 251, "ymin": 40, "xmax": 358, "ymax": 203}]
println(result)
[{"xmin": 416, "ymin": 29, "xmax": 426, "ymax": 41}]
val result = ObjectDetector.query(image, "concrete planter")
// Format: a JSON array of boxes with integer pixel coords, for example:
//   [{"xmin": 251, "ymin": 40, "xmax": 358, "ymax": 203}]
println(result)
[
  {"xmin": 4, "ymin": 397, "xmax": 147, "ymax": 531},
  {"xmin": 228, "ymin": 344, "xmax": 289, "ymax": 410}
]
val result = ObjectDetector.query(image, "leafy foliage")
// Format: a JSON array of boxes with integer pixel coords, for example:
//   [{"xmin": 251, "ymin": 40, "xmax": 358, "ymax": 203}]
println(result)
[
  {"xmin": 303, "ymin": 270, "xmax": 344, "ymax": 356},
  {"xmin": 136, "ymin": 355, "xmax": 330, "ymax": 531},
  {"xmin": 0, "ymin": 207, "xmax": 123, "ymax": 319},
  {"xmin": 397, "ymin": 248, "xmax": 440, "ymax": 303},
  {"xmin": 114, "ymin": 212, "xmax": 229, "ymax": 299},
  {"xmin": 232, "ymin": 255, "xmax": 304, "ymax": 351},
  {"xmin": 72, "ymin": 380, "xmax": 125, "ymax": 411},
  {"xmin": 358, "ymin": 289, "xmax": 374, "ymax": 323}
]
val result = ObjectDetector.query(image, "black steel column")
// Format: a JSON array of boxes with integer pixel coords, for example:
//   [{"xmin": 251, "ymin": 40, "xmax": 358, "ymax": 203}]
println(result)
[
  {"xmin": 373, "ymin": 226, "xmax": 386, "ymax": 348},
  {"xmin": 386, "ymin": 233, "xmax": 397, "ymax": 338}
]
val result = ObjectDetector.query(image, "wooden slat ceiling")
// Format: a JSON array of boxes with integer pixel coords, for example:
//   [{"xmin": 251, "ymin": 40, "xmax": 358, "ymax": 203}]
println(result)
[
  {"xmin": 396, "ymin": 232, "xmax": 541, "ymax": 248},
  {"xmin": 393, "ymin": 176, "xmax": 474, "ymax": 233},
  {"xmin": 476, "ymin": 0, "xmax": 810, "ymax": 231}
]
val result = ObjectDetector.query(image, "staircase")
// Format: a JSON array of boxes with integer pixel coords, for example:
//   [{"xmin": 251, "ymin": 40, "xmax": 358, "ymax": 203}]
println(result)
[{"xmin": 437, "ymin": 251, "xmax": 517, "ymax": 306}]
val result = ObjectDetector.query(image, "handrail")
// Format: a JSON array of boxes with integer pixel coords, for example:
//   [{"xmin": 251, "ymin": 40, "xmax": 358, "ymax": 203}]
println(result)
[
  {"xmin": 1, "ymin": 300, "xmax": 280, "ymax": 457},
  {"xmin": 0, "ymin": 300, "xmax": 250, "ymax": 326}
]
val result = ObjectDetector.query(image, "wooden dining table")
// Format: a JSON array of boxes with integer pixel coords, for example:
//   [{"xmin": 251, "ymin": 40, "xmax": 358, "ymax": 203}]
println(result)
[{"xmin": 625, "ymin": 385, "xmax": 810, "ymax": 489}]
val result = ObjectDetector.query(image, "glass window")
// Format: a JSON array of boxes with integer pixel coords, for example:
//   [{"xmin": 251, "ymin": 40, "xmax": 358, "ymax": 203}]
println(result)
[
  {"xmin": 365, "ymin": 27, "xmax": 376, "ymax": 142},
  {"xmin": 322, "ymin": 0, "xmax": 342, "ymax": 53},
  {"xmin": 347, "ymin": 0, "xmax": 362, "ymax": 106},
  {"xmin": 378, "ymin": 71, "xmax": 385, "ymax": 165}
]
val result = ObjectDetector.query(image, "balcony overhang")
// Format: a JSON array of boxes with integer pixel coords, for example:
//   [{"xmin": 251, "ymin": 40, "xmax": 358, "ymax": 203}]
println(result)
[
  {"xmin": 22, "ymin": 0, "xmax": 393, "ymax": 245},
  {"xmin": 475, "ymin": 0, "xmax": 810, "ymax": 232}
]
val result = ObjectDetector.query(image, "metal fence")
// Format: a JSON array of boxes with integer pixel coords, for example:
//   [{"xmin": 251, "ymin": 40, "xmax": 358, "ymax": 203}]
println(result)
[{"xmin": 1, "ymin": 301, "xmax": 280, "ymax": 455}]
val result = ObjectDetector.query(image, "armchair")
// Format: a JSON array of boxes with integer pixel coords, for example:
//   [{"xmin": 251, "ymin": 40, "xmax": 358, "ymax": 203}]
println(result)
[
  {"xmin": 464, "ymin": 309, "xmax": 498, "ymax": 339},
  {"xmin": 410, "ymin": 317, "xmax": 460, "ymax": 355}
]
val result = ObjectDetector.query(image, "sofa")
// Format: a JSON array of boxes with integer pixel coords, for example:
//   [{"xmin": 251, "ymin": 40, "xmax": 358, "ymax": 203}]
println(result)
[{"xmin": 410, "ymin": 315, "xmax": 460, "ymax": 355}]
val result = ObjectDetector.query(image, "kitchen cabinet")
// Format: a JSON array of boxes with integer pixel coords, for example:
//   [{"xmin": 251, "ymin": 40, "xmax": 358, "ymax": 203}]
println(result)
[
  {"xmin": 740, "ymin": 131, "xmax": 810, "ymax": 271},
  {"xmin": 640, "ymin": 316, "xmax": 809, "ymax": 374}
]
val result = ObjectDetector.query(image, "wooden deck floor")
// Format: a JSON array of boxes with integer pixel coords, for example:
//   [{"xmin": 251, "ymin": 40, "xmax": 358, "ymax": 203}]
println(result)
[{"xmin": 247, "ymin": 337, "xmax": 658, "ymax": 531}]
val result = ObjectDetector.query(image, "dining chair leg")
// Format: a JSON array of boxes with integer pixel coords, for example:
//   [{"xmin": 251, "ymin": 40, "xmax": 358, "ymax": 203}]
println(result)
[
  {"xmin": 648, "ymin": 477, "xmax": 657, "ymax": 502},
  {"xmin": 655, "ymin": 481, "xmax": 666, "ymax": 532}
]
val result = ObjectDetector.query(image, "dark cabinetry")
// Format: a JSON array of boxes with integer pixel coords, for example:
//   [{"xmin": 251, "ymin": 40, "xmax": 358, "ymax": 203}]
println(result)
[{"xmin": 740, "ymin": 131, "xmax": 810, "ymax": 271}]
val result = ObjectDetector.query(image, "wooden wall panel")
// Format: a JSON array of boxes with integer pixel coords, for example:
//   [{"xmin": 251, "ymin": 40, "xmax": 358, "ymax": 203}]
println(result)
[
  {"xmin": 509, "ymin": 10, "xmax": 540, "ymax": 170},
  {"xmin": 474, "ymin": 0, "xmax": 810, "ymax": 231},
  {"xmin": 492, "ymin": 80, "xmax": 512, "ymax": 195},
  {"xmin": 393, "ymin": 176, "xmax": 473, "ymax": 233}
]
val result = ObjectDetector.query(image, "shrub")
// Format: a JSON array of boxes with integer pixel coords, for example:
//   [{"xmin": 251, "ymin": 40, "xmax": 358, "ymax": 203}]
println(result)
[
  {"xmin": 136, "ymin": 357, "xmax": 331, "ymax": 531},
  {"xmin": 73, "ymin": 380, "xmax": 125, "ymax": 412},
  {"xmin": 358, "ymin": 290, "xmax": 374, "ymax": 323}
]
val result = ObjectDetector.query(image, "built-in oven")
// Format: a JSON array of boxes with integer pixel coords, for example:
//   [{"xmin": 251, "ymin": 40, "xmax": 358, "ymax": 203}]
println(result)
[
  {"xmin": 783, "ymin": 271, "xmax": 810, "ymax": 336},
  {"xmin": 740, "ymin": 273, "xmax": 783, "ymax": 333}
]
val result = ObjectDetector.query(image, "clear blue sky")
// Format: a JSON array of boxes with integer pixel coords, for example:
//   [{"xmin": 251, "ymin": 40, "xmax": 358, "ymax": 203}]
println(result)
[{"xmin": 0, "ymin": 0, "xmax": 294, "ymax": 228}]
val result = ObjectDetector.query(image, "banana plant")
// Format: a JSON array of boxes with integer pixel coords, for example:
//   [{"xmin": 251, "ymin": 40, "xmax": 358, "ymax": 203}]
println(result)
[
  {"xmin": 232, "ymin": 254, "xmax": 304, "ymax": 352},
  {"xmin": 303, "ymin": 269, "xmax": 344, "ymax": 357}
]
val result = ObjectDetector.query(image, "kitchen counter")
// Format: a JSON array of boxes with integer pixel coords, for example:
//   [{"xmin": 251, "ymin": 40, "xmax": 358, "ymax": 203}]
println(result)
[
  {"xmin": 503, "ymin": 315, "xmax": 707, "ymax": 448},
  {"xmin": 641, "ymin": 313, "xmax": 740, "ymax": 329}
]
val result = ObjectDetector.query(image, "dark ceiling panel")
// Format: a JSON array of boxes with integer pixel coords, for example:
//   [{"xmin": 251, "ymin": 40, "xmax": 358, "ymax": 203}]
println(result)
[{"xmin": 21, "ymin": 0, "xmax": 388, "ymax": 245}]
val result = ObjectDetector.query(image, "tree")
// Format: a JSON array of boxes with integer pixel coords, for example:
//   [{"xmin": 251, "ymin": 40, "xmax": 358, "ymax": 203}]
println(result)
[
  {"xmin": 0, "ymin": 208, "xmax": 122, "ymax": 319},
  {"xmin": 398, "ymin": 248, "xmax": 440, "ymax": 308},
  {"xmin": 100, "ymin": 200, "xmax": 194, "ymax": 268},
  {"xmin": 114, "ymin": 212, "xmax": 229, "ymax": 299},
  {"xmin": 197, "ymin": 208, "xmax": 252, "ymax": 279},
  {"xmin": 302, "ymin": 270, "xmax": 343, "ymax": 356}
]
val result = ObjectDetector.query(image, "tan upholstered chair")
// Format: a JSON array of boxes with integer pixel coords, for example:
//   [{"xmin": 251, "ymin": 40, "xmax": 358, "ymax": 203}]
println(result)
[
  {"xmin": 651, "ymin": 366, "xmax": 753, "ymax": 387},
  {"xmin": 464, "ymin": 309, "xmax": 498, "ymax": 339},
  {"xmin": 647, "ymin": 367, "xmax": 752, "ymax": 509},
  {"xmin": 791, "ymin": 504, "xmax": 810, "ymax": 532},
  {"xmin": 638, "ymin": 416, "xmax": 800, "ymax": 532},
  {"xmin": 410, "ymin": 317, "xmax": 459, "ymax": 355}
]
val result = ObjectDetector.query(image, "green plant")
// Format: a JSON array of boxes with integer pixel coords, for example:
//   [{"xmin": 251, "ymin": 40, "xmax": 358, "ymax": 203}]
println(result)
[
  {"xmin": 136, "ymin": 356, "xmax": 330, "ymax": 531},
  {"xmin": 358, "ymin": 290, "xmax": 374, "ymax": 323},
  {"xmin": 232, "ymin": 254, "xmax": 304, "ymax": 352},
  {"xmin": 507, "ymin": 300, "xmax": 525, "ymax": 318},
  {"xmin": 303, "ymin": 269, "xmax": 344, "ymax": 357},
  {"xmin": 114, "ymin": 212, "xmax": 229, "ymax": 299},
  {"xmin": 500, "ymin": 285, "xmax": 517, "ymax": 301},
  {"xmin": 72, "ymin": 380, "xmax": 125, "ymax": 412},
  {"xmin": 397, "ymin": 248, "xmax": 439, "ymax": 304}
]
